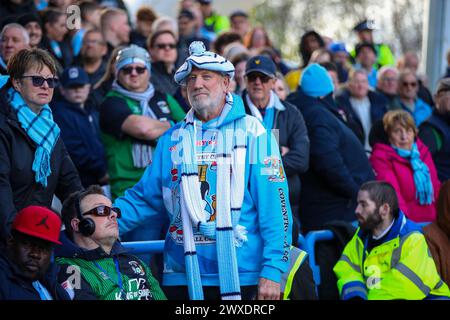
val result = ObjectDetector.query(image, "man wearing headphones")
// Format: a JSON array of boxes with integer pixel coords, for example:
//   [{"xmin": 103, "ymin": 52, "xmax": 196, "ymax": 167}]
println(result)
[{"xmin": 54, "ymin": 185, "xmax": 166, "ymax": 300}]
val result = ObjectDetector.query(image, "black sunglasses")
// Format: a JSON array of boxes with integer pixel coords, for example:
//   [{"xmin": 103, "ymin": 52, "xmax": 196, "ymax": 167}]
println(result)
[
  {"xmin": 247, "ymin": 73, "xmax": 272, "ymax": 83},
  {"xmin": 154, "ymin": 43, "xmax": 177, "ymax": 50},
  {"xmin": 20, "ymin": 75, "xmax": 59, "ymax": 88},
  {"xmin": 82, "ymin": 205, "xmax": 122, "ymax": 218},
  {"xmin": 402, "ymin": 81, "xmax": 417, "ymax": 88},
  {"xmin": 121, "ymin": 66, "xmax": 147, "ymax": 75}
]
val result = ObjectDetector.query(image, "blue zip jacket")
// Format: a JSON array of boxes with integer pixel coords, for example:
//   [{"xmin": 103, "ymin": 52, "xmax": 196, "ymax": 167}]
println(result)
[
  {"xmin": 51, "ymin": 96, "xmax": 107, "ymax": 188},
  {"xmin": 115, "ymin": 94, "xmax": 292, "ymax": 286}
]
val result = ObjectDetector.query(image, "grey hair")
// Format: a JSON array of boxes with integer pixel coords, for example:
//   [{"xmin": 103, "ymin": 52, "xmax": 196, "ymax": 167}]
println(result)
[
  {"xmin": 377, "ymin": 66, "xmax": 399, "ymax": 82},
  {"xmin": 151, "ymin": 16, "xmax": 179, "ymax": 39},
  {"xmin": 1, "ymin": 23, "xmax": 30, "ymax": 45}
]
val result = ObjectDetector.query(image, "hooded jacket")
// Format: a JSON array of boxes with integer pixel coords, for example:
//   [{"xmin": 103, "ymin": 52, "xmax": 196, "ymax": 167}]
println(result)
[
  {"xmin": 115, "ymin": 94, "xmax": 293, "ymax": 287},
  {"xmin": 287, "ymin": 89, "xmax": 374, "ymax": 232},
  {"xmin": 51, "ymin": 96, "xmax": 107, "ymax": 188},
  {"xmin": 0, "ymin": 250, "xmax": 69, "ymax": 300},
  {"xmin": 370, "ymin": 139, "xmax": 440, "ymax": 222},
  {"xmin": 424, "ymin": 181, "xmax": 450, "ymax": 287},
  {"xmin": 54, "ymin": 231, "xmax": 166, "ymax": 300},
  {"xmin": 0, "ymin": 79, "xmax": 82, "ymax": 242}
]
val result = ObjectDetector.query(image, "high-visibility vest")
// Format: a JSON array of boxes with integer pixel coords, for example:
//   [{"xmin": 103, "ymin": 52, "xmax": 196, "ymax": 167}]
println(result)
[{"xmin": 281, "ymin": 246, "xmax": 308, "ymax": 300}]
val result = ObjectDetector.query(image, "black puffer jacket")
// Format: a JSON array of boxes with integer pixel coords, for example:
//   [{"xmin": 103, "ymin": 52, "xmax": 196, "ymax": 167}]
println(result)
[
  {"xmin": 287, "ymin": 89, "xmax": 374, "ymax": 232},
  {"xmin": 0, "ymin": 84, "xmax": 82, "ymax": 242}
]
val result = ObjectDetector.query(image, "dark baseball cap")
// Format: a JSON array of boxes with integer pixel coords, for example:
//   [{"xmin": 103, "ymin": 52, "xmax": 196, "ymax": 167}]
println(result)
[
  {"xmin": 353, "ymin": 19, "xmax": 375, "ymax": 32},
  {"xmin": 178, "ymin": 9, "xmax": 195, "ymax": 20},
  {"xmin": 245, "ymin": 55, "xmax": 276, "ymax": 78},
  {"xmin": 60, "ymin": 66, "xmax": 90, "ymax": 88},
  {"xmin": 197, "ymin": 0, "xmax": 212, "ymax": 4}
]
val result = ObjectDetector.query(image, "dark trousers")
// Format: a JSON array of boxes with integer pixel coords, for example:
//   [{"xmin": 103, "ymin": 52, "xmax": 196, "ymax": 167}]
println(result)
[{"xmin": 163, "ymin": 285, "xmax": 258, "ymax": 300}]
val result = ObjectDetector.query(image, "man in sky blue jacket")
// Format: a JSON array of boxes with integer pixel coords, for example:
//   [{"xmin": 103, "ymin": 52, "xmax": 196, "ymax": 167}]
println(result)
[{"xmin": 115, "ymin": 42, "xmax": 292, "ymax": 300}]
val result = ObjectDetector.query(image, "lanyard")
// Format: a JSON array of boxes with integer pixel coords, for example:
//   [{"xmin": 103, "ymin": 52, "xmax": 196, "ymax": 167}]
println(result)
[{"xmin": 94, "ymin": 258, "xmax": 126, "ymax": 300}]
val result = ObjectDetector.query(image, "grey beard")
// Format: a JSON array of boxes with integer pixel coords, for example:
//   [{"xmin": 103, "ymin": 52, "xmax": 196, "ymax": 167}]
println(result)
[{"xmin": 190, "ymin": 93, "xmax": 225, "ymax": 120}]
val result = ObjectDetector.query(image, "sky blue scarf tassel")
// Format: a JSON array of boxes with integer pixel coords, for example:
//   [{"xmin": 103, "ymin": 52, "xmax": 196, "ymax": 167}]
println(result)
[{"xmin": 32, "ymin": 147, "xmax": 51, "ymax": 188}]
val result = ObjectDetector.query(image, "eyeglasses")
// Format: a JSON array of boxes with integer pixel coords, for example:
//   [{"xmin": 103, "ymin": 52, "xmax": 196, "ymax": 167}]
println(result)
[
  {"xmin": 82, "ymin": 205, "xmax": 122, "ymax": 218},
  {"xmin": 20, "ymin": 75, "xmax": 59, "ymax": 88},
  {"xmin": 402, "ymin": 81, "xmax": 417, "ymax": 88},
  {"xmin": 154, "ymin": 43, "xmax": 177, "ymax": 50},
  {"xmin": 247, "ymin": 73, "xmax": 272, "ymax": 83},
  {"xmin": 121, "ymin": 66, "xmax": 147, "ymax": 75},
  {"xmin": 84, "ymin": 39, "xmax": 106, "ymax": 46}
]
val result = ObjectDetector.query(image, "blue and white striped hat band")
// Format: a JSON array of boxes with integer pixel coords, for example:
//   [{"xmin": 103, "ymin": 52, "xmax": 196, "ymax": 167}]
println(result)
[
  {"xmin": 115, "ymin": 45, "xmax": 151, "ymax": 75},
  {"xmin": 174, "ymin": 41, "xmax": 235, "ymax": 85}
]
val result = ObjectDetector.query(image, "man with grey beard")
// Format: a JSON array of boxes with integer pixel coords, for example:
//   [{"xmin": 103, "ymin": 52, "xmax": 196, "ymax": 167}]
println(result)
[{"xmin": 114, "ymin": 41, "xmax": 292, "ymax": 300}]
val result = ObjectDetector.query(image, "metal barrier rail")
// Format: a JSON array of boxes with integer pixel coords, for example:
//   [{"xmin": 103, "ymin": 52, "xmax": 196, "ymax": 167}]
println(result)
[
  {"xmin": 121, "ymin": 221, "xmax": 431, "ymax": 291},
  {"xmin": 122, "ymin": 240, "xmax": 165, "ymax": 254}
]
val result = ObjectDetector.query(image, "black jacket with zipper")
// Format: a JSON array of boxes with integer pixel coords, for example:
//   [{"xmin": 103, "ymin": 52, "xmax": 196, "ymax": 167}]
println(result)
[
  {"xmin": 0, "ymin": 84, "xmax": 83, "ymax": 242},
  {"xmin": 242, "ymin": 90, "xmax": 310, "ymax": 219}
]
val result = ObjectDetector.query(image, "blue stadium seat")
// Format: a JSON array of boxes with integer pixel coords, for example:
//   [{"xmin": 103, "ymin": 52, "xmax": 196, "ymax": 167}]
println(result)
[
  {"xmin": 298, "ymin": 233, "xmax": 307, "ymax": 251},
  {"xmin": 305, "ymin": 230, "xmax": 335, "ymax": 287},
  {"xmin": 121, "ymin": 240, "xmax": 165, "ymax": 254}
]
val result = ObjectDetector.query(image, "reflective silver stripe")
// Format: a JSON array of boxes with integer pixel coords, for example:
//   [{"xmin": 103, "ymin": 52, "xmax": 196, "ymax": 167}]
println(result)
[
  {"xmin": 391, "ymin": 231, "xmax": 421, "ymax": 267},
  {"xmin": 355, "ymin": 237, "xmax": 362, "ymax": 261},
  {"xmin": 280, "ymin": 246, "xmax": 303, "ymax": 294},
  {"xmin": 434, "ymin": 280, "xmax": 444, "ymax": 290},
  {"xmin": 339, "ymin": 254, "xmax": 361, "ymax": 273},
  {"xmin": 342, "ymin": 285, "xmax": 367, "ymax": 298},
  {"xmin": 395, "ymin": 263, "xmax": 431, "ymax": 296}
]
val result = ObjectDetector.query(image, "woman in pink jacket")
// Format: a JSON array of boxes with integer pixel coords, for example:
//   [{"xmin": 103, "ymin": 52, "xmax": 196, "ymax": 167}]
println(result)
[{"xmin": 370, "ymin": 110, "xmax": 440, "ymax": 222}]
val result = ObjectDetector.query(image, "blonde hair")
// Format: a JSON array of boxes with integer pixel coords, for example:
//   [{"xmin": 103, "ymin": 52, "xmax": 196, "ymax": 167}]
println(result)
[{"xmin": 383, "ymin": 110, "xmax": 417, "ymax": 137}]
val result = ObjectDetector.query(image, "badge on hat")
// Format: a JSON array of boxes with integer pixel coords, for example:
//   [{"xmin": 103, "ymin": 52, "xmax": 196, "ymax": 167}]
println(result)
[{"xmin": 69, "ymin": 67, "xmax": 79, "ymax": 79}]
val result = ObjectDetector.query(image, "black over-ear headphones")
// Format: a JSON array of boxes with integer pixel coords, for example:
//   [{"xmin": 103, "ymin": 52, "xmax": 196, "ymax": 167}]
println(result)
[{"xmin": 75, "ymin": 192, "xmax": 96, "ymax": 237}]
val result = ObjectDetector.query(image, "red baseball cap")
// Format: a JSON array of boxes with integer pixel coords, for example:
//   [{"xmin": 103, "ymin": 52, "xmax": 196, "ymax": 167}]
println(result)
[{"xmin": 12, "ymin": 206, "xmax": 62, "ymax": 245}]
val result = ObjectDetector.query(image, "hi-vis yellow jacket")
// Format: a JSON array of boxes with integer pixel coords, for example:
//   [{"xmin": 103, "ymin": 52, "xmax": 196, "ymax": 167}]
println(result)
[{"xmin": 334, "ymin": 211, "xmax": 450, "ymax": 300}]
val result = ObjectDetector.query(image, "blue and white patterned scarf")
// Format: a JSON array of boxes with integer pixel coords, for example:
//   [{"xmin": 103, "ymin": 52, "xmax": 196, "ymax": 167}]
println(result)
[
  {"xmin": 393, "ymin": 142, "xmax": 434, "ymax": 205},
  {"xmin": 179, "ymin": 93, "xmax": 247, "ymax": 300},
  {"xmin": 7, "ymin": 87, "xmax": 60, "ymax": 187}
]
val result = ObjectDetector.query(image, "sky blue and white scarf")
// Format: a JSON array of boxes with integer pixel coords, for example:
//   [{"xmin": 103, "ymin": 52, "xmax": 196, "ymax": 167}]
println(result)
[
  {"xmin": 7, "ymin": 87, "xmax": 60, "ymax": 187},
  {"xmin": 179, "ymin": 93, "xmax": 247, "ymax": 300},
  {"xmin": 392, "ymin": 142, "xmax": 434, "ymax": 205},
  {"xmin": 245, "ymin": 90, "xmax": 285, "ymax": 129}
]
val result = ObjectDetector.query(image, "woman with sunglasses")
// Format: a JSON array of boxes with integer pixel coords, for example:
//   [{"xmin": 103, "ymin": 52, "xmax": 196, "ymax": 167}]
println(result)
[
  {"xmin": 397, "ymin": 69, "xmax": 432, "ymax": 127},
  {"xmin": 0, "ymin": 48, "xmax": 82, "ymax": 242},
  {"xmin": 147, "ymin": 29, "xmax": 179, "ymax": 97},
  {"xmin": 370, "ymin": 110, "xmax": 440, "ymax": 223}
]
